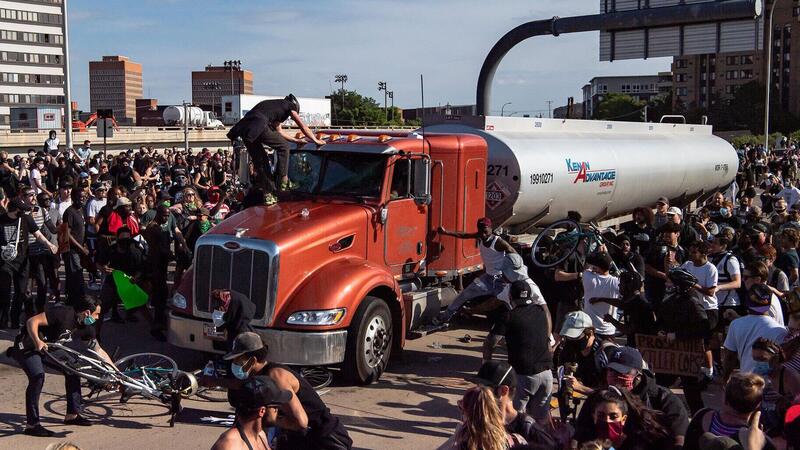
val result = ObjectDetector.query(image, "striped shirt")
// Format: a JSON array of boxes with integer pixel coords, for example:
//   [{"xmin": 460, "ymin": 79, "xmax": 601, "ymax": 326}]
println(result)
[
  {"xmin": 784, "ymin": 330, "xmax": 800, "ymax": 373},
  {"xmin": 28, "ymin": 207, "xmax": 53, "ymax": 256},
  {"xmin": 709, "ymin": 411, "xmax": 741, "ymax": 438}
]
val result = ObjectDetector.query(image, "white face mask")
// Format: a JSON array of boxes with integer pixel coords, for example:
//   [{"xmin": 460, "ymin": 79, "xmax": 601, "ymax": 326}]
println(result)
[{"xmin": 212, "ymin": 310, "xmax": 225, "ymax": 327}]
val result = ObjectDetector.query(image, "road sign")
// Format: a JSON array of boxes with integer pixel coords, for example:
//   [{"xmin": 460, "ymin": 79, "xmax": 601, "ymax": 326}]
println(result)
[{"xmin": 97, "ymin": 118, "xmax": 114, "ymax": 138}]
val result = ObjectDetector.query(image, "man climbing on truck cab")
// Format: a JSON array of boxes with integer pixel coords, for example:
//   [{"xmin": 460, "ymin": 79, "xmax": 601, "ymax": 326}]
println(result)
[
  {"xmin": 434, "ymin": 217, "xmax": 517, "ymax": 326},
  {"xmin": 226, "ymin": 94, "xmax": 325, "ymax": 204}
]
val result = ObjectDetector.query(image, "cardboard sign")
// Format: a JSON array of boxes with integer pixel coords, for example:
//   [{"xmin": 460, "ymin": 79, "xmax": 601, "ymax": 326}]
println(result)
[{"xmin": 635, "ymin": 334, "xmax": 705, "ymax": 377}]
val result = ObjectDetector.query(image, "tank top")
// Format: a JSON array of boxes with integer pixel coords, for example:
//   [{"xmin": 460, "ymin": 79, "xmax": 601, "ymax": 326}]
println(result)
[{"xmin": 479, "ymin": 235, "xmax": 505, "ymax": 276}]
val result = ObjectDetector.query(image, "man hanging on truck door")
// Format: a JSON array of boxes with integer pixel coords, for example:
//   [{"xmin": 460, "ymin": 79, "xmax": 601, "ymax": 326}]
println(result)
[
  {"xmin": 226, "ymin": 94, "xmax": 326, "ymax": 205},
  {"xmin": 433, "ymin": 217, "xmax": 517, "ymax": 326}
]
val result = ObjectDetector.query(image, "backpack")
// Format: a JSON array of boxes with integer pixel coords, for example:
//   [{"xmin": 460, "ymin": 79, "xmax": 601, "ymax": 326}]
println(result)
[
  {"xmin": 514, "ymin": 414, "xmax": 560, "ymax": 450},
  {"xmin": 713, "ymin": 251, "xmax": 746, "ymax": 307}
]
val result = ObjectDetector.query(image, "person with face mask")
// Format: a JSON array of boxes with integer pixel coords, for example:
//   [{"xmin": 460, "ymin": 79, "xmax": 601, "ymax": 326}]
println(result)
[
  {"xmin": 224, "ymin": 332, "xmax": 353, "ymax": 450},
  {"xmin": 751, "ymin": 338, "xmax": 800, "ymax": 438},
  {"xmin": 210, "ymin": 289, "xmax": 255, "ymax": 352},
  {"xmin": 621, "ymin": 207, "xmax": 655, "ymax": 256},
  {"xmin": 29, "ymin": 157, "xmax": 50, "ymax": 197},
  {"xmin": 577, "ymin": 388, "xmax": 672, "ymax": 450},
  {"xmin": 61, "ymin": 187, "xmax": 89, "ymax": 307},
  {"xmin": 212, "ymin": 375, "xmax": 291, "ymax": 450},
  {"xmin": 574, "ymin": 347, "xmax": 689, "ymax": 449},
  {"xmin": 590, "ymin": 271, "xmax": 655, "ymax": 349},
  {"xmin": 95, "ymin": 227, "xmax": 144, "ymax": 341},
  {"xmin": 0, "ymin": 199, "xmax": 58, "ymax": 328},
  {"xmin": 9, "ymin": 297, "xmax": 114, "ymax": 437},
  {"xmin": 43, "ymin": 130, "xmax": 59, "ymax": 156},
  {"xmin": 556, "ymin": 311, "xmax": 609, "ymax": 396},
  {"xmin": 28, "ymin": 191, "xmax": 59, "ymax": 314}
]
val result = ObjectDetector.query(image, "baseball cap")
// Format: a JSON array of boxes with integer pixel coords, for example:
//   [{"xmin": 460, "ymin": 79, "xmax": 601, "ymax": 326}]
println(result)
[
  {"xmin": 89, "ymin": 166, "xmax": 99, "ymax": 175},
  {"xmin": 559, "ymin": 311, "xmax": 593, "ymax": 338},
  {"xmin": 747, "ymin": 283, "xmax": 772, "ymax": 314},
  {"xmin": 501, "ymin": 253, "xmax": 527, "ymax": 282},
  {"xmin": 228, "ymin": 376, "xmax": 291, "ymax": 409},
  {"xmin": 470, "ymin": 360, "xmax": 517, "ymax": 388},
  {"xmin": 468, "ymin": 360, "xmax": 517, "ymax": 387},
  {"xmin": 607, "ymin": 346, "xmax": 645, "ymax": 374},
  {"xmin": 509, "ymin": 280, "xmax": 533, "ymax": 306},
  {"xmin": 224, "ymin": 332, "xmax": 265, "ymax": 360},
  {"xmin": 656, "ymin": 196, "xmax": 669, "ymax": 205},
  {"xmin": 477, "ymin": 217, "xmax": 492, "ymax": 229},
  {"xmin": 666, "ymin": 206, "xmax": 682, "ymax": 217}
]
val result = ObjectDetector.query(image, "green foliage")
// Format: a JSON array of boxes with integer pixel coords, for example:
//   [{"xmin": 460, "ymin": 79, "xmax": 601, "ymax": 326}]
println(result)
[
  {"xmin": 330, "ymin": 89, "xmax": 405, "ymax": 126},
  {"xmin": 593, "ymin": 93, "xmax": 645, "ymax": 121},
  {"xmin": 729, "ymin": 133, "xmax": 783, "ymax": 149}
]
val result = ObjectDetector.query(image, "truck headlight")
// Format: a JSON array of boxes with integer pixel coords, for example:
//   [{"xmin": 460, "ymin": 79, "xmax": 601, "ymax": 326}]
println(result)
[
  {"xmin": 171, "ymin": 293, "xmax": 187, "ymax": 309},
  {"xmin": 286, "ymin": 308, "xmax": 346, "ymax": 326}
]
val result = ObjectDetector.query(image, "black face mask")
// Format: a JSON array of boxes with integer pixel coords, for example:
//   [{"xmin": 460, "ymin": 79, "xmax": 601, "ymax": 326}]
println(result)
[
  {"xmin": 566, "ymin": 335, "xmax": 591, "ymax": 352},
  {"xmin": 117, "ymin": 238, "xmax": 133, "ymax": 247}
]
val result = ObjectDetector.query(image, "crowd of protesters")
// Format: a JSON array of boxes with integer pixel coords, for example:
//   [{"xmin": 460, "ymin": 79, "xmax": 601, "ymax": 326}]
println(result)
[{"xmin": 440, "ymin": 143, "xmax": 800, "ymax": 449}]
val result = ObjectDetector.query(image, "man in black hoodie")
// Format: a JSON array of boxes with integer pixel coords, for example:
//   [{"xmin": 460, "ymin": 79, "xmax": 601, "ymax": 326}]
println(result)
[{"xmin": 210, "ymin": 289, "xmax": 255, "ymax": 351}]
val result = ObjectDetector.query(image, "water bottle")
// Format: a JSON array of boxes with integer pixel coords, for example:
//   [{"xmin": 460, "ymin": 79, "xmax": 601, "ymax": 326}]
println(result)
[{"xmin": 203, "ymin": 360, "xmax": 216, "ymax": 377}]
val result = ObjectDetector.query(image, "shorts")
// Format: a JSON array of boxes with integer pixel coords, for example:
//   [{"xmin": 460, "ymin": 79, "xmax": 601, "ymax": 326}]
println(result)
[{"xmin": 704, "ymin": 308, "xmax": 719, "ymax": 344}]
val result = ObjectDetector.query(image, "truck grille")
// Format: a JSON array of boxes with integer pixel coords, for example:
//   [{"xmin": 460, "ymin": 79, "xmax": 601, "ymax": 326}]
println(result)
[{"xmin": 192, "ymin": 236, "xmax": 279, "ymax": 325}]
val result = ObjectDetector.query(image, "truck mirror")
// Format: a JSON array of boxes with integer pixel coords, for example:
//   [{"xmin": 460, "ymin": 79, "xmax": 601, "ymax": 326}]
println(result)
[{"xmin": 412, "ymin": 158, "xmax": 431, "ymax": 206}]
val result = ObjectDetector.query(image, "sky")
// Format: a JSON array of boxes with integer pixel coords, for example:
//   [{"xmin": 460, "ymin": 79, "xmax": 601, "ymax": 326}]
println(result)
[{"xmin": 68, "ymin": 0, "xmax": 671, "ymax": 116}]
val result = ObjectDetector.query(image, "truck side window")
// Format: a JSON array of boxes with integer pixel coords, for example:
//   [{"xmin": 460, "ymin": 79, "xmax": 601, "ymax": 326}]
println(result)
[{"xmin": 390, "ymin": 160, "xmax": 410, "ymax": 200}]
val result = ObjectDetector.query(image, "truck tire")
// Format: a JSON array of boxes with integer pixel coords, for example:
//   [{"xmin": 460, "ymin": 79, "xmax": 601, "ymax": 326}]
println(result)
[{"xmin": 343, "ymin": 296, "xmax": 392, "ymax": 385}]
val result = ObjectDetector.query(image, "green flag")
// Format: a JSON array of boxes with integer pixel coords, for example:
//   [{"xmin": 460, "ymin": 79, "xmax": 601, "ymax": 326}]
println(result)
[{"xmin": 112, "ymin": 270, "xmax": 148, "ymax": 310}]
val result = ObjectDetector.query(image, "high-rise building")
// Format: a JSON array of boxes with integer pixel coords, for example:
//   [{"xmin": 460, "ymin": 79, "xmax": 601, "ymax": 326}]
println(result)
[
  {"xmin": 0, "ymin": 0, "xmax": 66, "ymax": 129},
  {"xmin": 192, "ymin": 61, "xmax": 253, "ymax": 115},
  {"xmin": 89, "ymin": 55, "xmax": 142, "ymax": 125},
  {"xmin": 672, "ymin": 0, "xmax": 797, "ymax": 115}
]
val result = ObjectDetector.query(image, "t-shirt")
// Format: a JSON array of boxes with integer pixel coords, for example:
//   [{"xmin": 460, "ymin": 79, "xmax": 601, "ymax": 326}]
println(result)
[
  {"xmin": 711, "ymin": 252, "xmax": 741, "ymax": 307},
  {"xmin": 723, "ymin": 315, "xmax": 787, "ymax": 373},
  {"xmin": 97, "ymin": 242, "xmax": 144, "ymax": 275},
  {"xmin": 581, "ymin": 270, "xmax": 619, "ymax": 336},
  {"xmin": 680, "ymin": 260, "xmax": 719, "ymax": 310},
  {"xmin": 21, "ymin": 304, "xmax": 95, "ymax": 351},
  {"xmin": 30, "ymin": 168, "xmax": 44, "ymax": 194},
  {"xmin": 85, "ymin": 198, "xmax": 106, "ymax": 234},
  {"xmin": 777, "ymin": 186, "xmax": 800, "ymax": 207},
  {"xmin": 0, "ymin": 212, "xmax": 38, "ymax": 268},
  {"xmin": 49, "ymin": 199, "xmax": 71, "ymax": 226},
  {"xmin": 505, "ymin": 304, "xmax": 553, "ymax": 376},
  {"xmin": 768, "ymin": 293, "xmax": 784, "ymax": 326},
  {"xmin": 775, "ymin": 249, "xmax": 799, "ymax": 281},
  {"xmin": 63, "ymin": 205, "xmax": 85, "ymax": 251}
]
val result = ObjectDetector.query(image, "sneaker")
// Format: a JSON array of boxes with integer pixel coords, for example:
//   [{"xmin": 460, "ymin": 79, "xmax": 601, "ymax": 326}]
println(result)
[
  {"xmin": 264, "ymin": 193, "xmax": 278, "ymax": 206},
  {"xmin": 23, "ymin": 424, "xmax": 55, "ymax": 437},
  {"xmin": 64, "ymin": 415, "xmax": 92, "ymax": 426}
]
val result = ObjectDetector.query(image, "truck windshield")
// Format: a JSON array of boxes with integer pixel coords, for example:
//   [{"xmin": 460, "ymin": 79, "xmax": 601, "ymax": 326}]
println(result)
[{"xmin": 287, "ymin": 151, "xmax": 386, "ymax": 198}]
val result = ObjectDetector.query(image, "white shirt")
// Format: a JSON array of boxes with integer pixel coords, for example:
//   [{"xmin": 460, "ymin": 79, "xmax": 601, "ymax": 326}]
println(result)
[
  {"xmin": 30, "ymin": 168, "xmax": 44, "ymax": 194},
  {"xmin": 85, "ymin": 198, "xmax": 106, "ymax": 234},
  {"xmin": 497, "ymin": 277, "xmax": 546, "ymax": 308},
  {"xmin": 712, "ymin": 253, "xmax": 741, "ymax": 307},
  {"xmin": 778, "ymin": 186, "xmax": 800, "ymax": 208},
  {"xmin": 723, "ymin": 315, "xmax": 787, "ymax": 373},
  {"xmin": 581, "ymin": 270, "xmax": 620, "ymax": 336},
  {"xmin": 680, "ymin": 260, "xmax": 719, "ymax": 310},
  {"xmin": 49, "ymin": 199, "xmax": 71, "ymax": 226},
  {"xmin": 769, "ymin": 293, "xmax": 784, "ymax": 326}
]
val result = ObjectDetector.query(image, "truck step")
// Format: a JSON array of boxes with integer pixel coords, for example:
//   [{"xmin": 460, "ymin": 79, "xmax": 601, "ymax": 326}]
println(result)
[{"xmin": 407, "ymin": 323, "xmax": 448, "ymax": 340}]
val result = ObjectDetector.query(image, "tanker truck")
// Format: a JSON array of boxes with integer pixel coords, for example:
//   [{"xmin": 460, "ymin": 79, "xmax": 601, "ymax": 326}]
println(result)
[
  {"xmin": 162, "ymin": 105, "xmax": 225, "ymax": 129},
  {"xmin": 167, "ymin": 115, "xmax": 737, "ymax": 384}
]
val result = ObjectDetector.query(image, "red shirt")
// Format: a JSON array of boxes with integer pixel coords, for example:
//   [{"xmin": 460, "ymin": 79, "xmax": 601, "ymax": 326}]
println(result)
[{"xmin": 108, "ymin": 212, "xmax": 140, "ymax": 236}]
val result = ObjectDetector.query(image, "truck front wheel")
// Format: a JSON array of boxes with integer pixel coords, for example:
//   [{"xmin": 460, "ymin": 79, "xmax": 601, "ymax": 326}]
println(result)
[{"xmin": 343, "ymin": 296, "xmax": 392, "ymax": 385}]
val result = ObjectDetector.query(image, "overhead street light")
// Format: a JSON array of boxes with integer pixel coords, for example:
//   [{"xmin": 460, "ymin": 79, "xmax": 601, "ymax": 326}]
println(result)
[
  {"xmin": 378, "ymin": 81, "xmax": 388, "ymax": 122},
  {"xmin": 501, "ymin": 102, "xmax": 512, "ymax": 117}
]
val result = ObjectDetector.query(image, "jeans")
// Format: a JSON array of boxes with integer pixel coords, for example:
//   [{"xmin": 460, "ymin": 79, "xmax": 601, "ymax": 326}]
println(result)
[
  {"xmin": 30, "ymin": 253, "xmax": 59, "ymax": 313},
  {"xmin": 15, "ymin": 351, "xmax": 82, "ymax": 426},
  {"xmin": 515, "ymin": 369, "xmax": 554, "ymax": 420},
  {"xmin": 0, "ymin": 261, "xmax": 30, "ymax": 326},
  {"xmin": 62, "ymin": 251, "xmax": 85, "ymax": 306},
  {"xmin": 443, "ymin": 274, "xmax": 505, "ymax": 321}
]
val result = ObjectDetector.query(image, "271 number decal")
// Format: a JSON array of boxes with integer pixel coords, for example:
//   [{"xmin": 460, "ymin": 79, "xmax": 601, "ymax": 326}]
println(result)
[{"xmin": 487, "ymin": 165, "xmax": 509, "ymax": 176}]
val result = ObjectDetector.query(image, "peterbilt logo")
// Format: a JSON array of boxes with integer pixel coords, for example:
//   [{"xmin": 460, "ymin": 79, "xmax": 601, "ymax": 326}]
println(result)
[{"xmin": 566, "ymin": 159, "xmax": 616, "ymax": 187}]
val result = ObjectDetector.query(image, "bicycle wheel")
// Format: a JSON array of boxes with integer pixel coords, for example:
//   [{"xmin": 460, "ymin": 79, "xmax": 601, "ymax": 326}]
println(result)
[
  {"xmin": 44, "ymin": 346, "xmax": 114, "ymax": 385},
  {"xmin": 195, "ymin": 385, "xmax": 229, "ymax": 402},
  {"xmin": 300, "ymin": 366, "xmax": 333, "ymax": 391},
  {"xmin": 116, "ymin": 353, "xmax": 179, "ymax": 388},
  {"xmin": 531, "ymin": 219, "xmax": 581, "ymax": 269}
]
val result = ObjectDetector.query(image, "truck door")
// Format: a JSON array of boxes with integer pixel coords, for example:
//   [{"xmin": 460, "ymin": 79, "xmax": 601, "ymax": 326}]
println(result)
[{"xmin": 384, "ymin": 157, "xmax": 428, "ymax": 272}]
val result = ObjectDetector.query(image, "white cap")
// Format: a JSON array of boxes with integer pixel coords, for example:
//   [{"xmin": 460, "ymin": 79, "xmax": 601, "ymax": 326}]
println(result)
[
  {"xmin": 559, "ymin": 311, "xmax": 593, "ymax": 339},
  {"xmin": 666, "ymin": 206, "xmax": 682, "ymax": 217}
]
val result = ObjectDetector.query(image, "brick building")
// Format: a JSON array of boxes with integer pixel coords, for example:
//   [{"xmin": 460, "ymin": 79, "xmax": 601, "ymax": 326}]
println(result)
[
  {"xmin": 89, "ymin": 55, "xmax": 142, "ymax": 125},
  {"xmin": 192, "ymin": 62, "xmax": 253, "ymax": 116}
]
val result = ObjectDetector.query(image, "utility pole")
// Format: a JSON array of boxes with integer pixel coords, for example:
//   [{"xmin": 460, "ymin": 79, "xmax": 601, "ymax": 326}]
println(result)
[
  {"xmin": 388, "ymin": 91, "xmax": 394, "ymax": 122},
  {"xmin": 378, "ymin": 81, "xmax": 388, "ymax": 122},
  {"xmin": 334, "ymin": 74, "xmax": 347, "ymax": 125},
  {"xmin": 546, "ymin": 100, "xmax": 553, "ymax": 118},
  {"xmin": 764, "ymin": 0, "xmax": 780, "ymax": 151},
  {"xmin": 501, "ymin": 102, "xmax": 511, "ymax": 117},
  {"xmin": 63, "ymin": 0, "xmax": 73, "ymax": 149},
  {"xmin": 183, "ymin": 101, "xmax": 189, "ymax": 152},
  {"xmin": 642, "ymin": 104, "xmax": 648, "ymax": 122}
]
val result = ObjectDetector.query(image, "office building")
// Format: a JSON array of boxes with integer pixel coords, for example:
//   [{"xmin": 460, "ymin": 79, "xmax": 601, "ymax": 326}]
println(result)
[
  {"xmin": 581, "ymin": 75, "xmax": 668, "ymax": 119},
  {"xmin": 192, "ymin": 61, "xmax": 253, "ymax": 115},
  {"xmin": 89, "ymin": 55, "xmax": 142, "ymax": 125},
  {"xmin": 0, "ymin": 0, "xmax": 66, "ymax": 129}
]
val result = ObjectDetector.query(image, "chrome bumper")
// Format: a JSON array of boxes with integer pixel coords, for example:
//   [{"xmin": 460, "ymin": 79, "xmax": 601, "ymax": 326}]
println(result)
[{"xmin": 168, "ymin": 312, "xmax": 348, "ymax": 365}]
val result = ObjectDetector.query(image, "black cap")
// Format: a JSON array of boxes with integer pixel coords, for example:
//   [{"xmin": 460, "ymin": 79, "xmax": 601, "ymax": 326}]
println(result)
[
  {"xmin": 229, "ymin": 376, "xmax": 291, "ymax": 409},
  {"xmin": 607, "ymin": 346, "xmax": 645, "ymax": 374},
  {"xmin": 469, "ymin": 360, "xmax": 517, "ymax": 388},
  {"xmin": 658, "ymin": 222, "xmax": 681, "ymax": 234},
  {"xmin": 223, "ymin": 332, "xmax": 265, "ymax": 360},
  {"xmin": 509, "ymin": 280, "xmax": 533, "ymax": 306}
]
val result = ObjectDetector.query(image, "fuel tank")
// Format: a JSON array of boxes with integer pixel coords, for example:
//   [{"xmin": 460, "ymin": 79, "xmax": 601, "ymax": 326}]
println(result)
[{"xmin": 425, "ymin": 116, "xmax": 737, "ymax": 229}]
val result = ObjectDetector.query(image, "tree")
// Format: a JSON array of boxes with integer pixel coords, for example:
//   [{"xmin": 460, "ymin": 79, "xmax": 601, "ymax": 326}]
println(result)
[
  {"xmin": 593, "ymin": 93, "xmax": 645, "ymax": 121},
  {"xmin": 331, "ymin": 89, "xmax": 406, "ymax": 127}
]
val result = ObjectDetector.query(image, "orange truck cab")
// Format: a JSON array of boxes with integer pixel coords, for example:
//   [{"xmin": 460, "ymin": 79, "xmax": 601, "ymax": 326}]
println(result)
[{"xmin": 168, "ymin": 133, "xmax": 487, "ymax": 383}]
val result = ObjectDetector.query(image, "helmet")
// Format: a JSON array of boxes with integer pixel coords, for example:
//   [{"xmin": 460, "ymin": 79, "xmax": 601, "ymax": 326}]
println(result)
[
  {"xmin": 173, "ymin": 370, "xmax": 198, "ymax": 398},
  {"xmin": 285, "ymin": 94, "xmax": 300, "ymax": 112},
  {"xmin": 667, "ymin": 268, "xmax": 698, "ymax": 292},
  {"xmin": 619, "ymin": 270, "xmax": 643, "ymax": 293}
]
